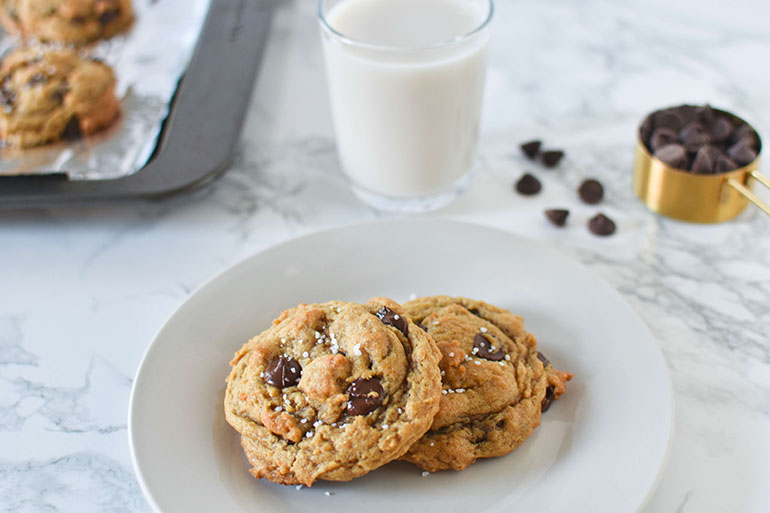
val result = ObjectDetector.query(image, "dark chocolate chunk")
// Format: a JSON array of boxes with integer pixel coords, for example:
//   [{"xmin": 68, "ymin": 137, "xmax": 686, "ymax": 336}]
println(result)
[
  {"xmin": 346, "ymin": 377, "xmax": 384, "ymax": 416},
  {"xmin": 98, "ymin": 9, "xmax": 121, "ymax": 25},
  {"xmin": 715, "ymin": 155, "xmax": 738, "ymax": 173},
  {"xmin": 515, "ymin": 173, "xmax": 541, "ymax": 195},
  {"xmin": 690, "ymin": 145, "xmax": 722, "ymax": 174},
  {"xmin": 26, "ymin": 73, "xmax": 48, "ymax": 87},
  {"xmin": 710, "ymin": 116, "xmax": 733, "ymax": 144},
  {"xmin": 468, "ymin": 308, "xmax": 482, "ymax": 317},
  {"xmin": 588, "ymin": 213, "xmax": 616, "ymax": 236},
  {"xmin": 0, "ymin": 86, "xmax": 16, "ymax": 112},
  {"xmin": 541, "ymin": 386, "xmax": 555, "ymax": 412},
  {"xmin": 539, "ymin": 150, "xmax": 565, "ymax": 168},
  {"xmin": 264, "ymin": 355, "xmax": 302, "ymax": 388},
  {"xmin": 545, "ymin": 209, "xmax": 569, "ymax": 227},
  {"xmin": 473, "ymin": 333, "xmax": 505, "ymax": 361},
  {"xmin": 375, "ymin": 306, "xmax": 408, "ymax": 337},
  {"xmin": 679, "ymin": 122, "xmax": 711, "ymax": 152},
  {"xmin": 520, "ymin": 140, "xmax": 541, "ymax": 159},
  {"xmin": 62, "ymin": 116, "xmax": 82, "ymax": 140},
  {"xmin": 649, "ymin": 127, "xmax": 679, "ymax": 151},
  {"xmin": 653, "ymin": 143, "xmax": 688, "ymax": 169},
  {"xmin": 727, "ymin": 142, "xmax": 757, "ymax": 166},
  {"xmin": 578, "ymin": 179, "xmax": 604, "ymax": 204},
  {"xmin": 536, "ymin": 351, "xmax": 550, "ymax": 367}
]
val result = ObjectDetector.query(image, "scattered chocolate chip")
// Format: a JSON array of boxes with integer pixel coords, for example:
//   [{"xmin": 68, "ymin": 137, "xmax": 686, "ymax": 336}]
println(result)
[
  {"xmin": 578, "ymin": 179, "xmax": 604, "ymax": 204},
  {"xmin": 715, "ymin": 155, "xmax": 738, "ymax": 173},
  {"xmin": 62, "ymin": 116, "xmax": 82, "ymax": 140},
  {"xmin": 520, "ymin": 140, "xmax": 541, "ymax": 159},
  {"xmin": 541, "ymin": 386, "xmax": 555, "ymax": 412},
  {"xmin": 264, "ymin": 355, "xmax": 302, "ymax": 388},
  {"xmin": 588, "ymin": 213, "xmax": 616, "ymax": 236},
  {"xmin": 539, "ymin": 150, "xmax": 565, "ymax": 168},
  {"xmin": 346, "ymin": 377, "xmax": 384, "ymax": 416},
  {"xmin": 679, "ymin": 122, "xmax": 712, "ymax": 153},
  {"xmin": 515, "ymin": 173, "xmax": 541, "ymax": 195},
  {"xmin": 98, "ymin": 9, "xmax": 121, "ymax": 26},
  {"xmin": 375, "ymin": 306, "xmax": 408, "ymax": 337},
  {"xmin": 710, "ymin": 117, "xmax": 733, "ymax": 144},
  {"xmin": 473, "ymin": 333, "xmax": 505, "ymax": 361},
  {"xmin": 545, "ymin": 209, "xmax": 569, "ymax": 227},
  {"xmin": 727, "ymin": 141, "xmax": 757, "ymax": 166},
  {"xmin": 536, "ymin": 351, "xmax": 550, "ymax": 367},
  {"xmin": 690, "ymin": 145, "xmax": 721, "ymax": 174},
  {"xmin": 653, "ymin": 143, "xmax": 688, "ymax": 169},
  {"xmin": 25, "ymin": 73, "xmax": 48, "ymax": 87}
]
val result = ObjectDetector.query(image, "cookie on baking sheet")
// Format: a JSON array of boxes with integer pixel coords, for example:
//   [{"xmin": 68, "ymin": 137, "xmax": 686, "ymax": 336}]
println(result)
[
  {"xmin": 224, "ymin": 298, "xmax": 443, "ymax": 486},
  {"xmin": 0, "ymin": 46, "xmax": 120, "ymax": 148},
  {"xmin": 0, "ymin": 0, "xmax": 134, "ymax": 45},
  {"xmin": 400, "ymin": 296, "xmax": 573, "ymax": 472}
]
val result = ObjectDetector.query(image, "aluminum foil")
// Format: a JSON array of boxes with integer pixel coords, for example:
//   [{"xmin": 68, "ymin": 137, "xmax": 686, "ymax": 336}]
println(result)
[{"xmin": 0, "ymin": 0, "xmax": 211, "ymax": 179}]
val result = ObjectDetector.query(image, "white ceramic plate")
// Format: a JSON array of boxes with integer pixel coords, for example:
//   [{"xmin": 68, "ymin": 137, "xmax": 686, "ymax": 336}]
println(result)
[{"xmin": 129, "ymin": 219, "xmax": 673, "ymax": 513}]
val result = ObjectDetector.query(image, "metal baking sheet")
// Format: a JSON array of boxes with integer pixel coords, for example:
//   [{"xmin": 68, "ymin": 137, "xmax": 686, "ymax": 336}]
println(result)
[{"xmin": 0, "ymin": 0, "xmax": 275, "ymax": 209}]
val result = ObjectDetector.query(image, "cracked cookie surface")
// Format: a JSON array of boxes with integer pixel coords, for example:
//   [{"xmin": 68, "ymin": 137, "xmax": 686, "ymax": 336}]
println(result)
[
  {"xmin": 400, "ymin": 296, "xmax": 572, "ymax": 472},
  {"xmin": 224, "ymin": 297, "xmax": 442, "ymax": 486},
  {"xmin": 0, "ymin": 46, "xmax": 120, "ymax": 147},
  {"xmin": 0, "ymin": 0, "xmax": 134, "ymax": 44}
]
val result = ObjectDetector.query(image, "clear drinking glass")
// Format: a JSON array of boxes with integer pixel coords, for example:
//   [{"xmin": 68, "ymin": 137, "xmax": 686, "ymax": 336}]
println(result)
[{"xmin": 318, "ymin": 0, "xmax": 494, "ymax": 213}]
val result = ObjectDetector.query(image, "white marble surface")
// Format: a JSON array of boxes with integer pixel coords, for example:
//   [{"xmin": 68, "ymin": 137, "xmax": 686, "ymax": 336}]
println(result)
[{"xmin": 2, "ymin": 0, "xmax": 770, "ymax": 511}]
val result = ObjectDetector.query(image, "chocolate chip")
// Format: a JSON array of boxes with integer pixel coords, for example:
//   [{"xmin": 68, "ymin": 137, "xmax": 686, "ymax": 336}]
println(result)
[
  {"xmin": 690, "ymin": 145, "xmax": 721, "ymax": 174},
  {"xmin": 588, "ymin": 213, "xmax": 616, "ymax": 236},
  {"xmin": 536, "ymin": 351, "xmax": 550, "ymax": 367},
  {"xmin": 640, "ymin": 115, "xmax": 654, "ymax": 143},
  {"xmin": 468, "ymin": 308, "xmax": 482, "ymax": 317},
  {"xmin": 715, "ymin": 155, "xmax": 738, "ymax": 173},
  {"xmin": 346, "ymin": 377, "xmax": 384, "ymax": 416},
  {"xmin": 539, "ymin": 150, "xmax": 564, "ymax": 168},
  {"xmin": 98, "ymin": 9, "xmax": 121, "ymax": 25},
  {"xmin": 727, "ymin": 142, "xmax": 757, "ymax": 166},
  {"xmin": 578, "ymin": 179, "xmax": 604, "ymax": 204},
  {"xmin": 653, "ymin": 143, "xmax": 688, "ymax": 169},
  {"xmin": 0, "ymin": 87, "xmax": 16, "ymax": 112},
  {"xmin": 679, "ymin": 122, "xmax": 711, "ymax": 153},
  {"xmin": 515, "ymin": 173, "xmax": 541, "ymax": 195},
  {"xmin": 26, "ymin": 73, "xmax": 48, "ymax": 87},
  {"xmin": 541, "ymin": 386, "xmax": 555, "ymax": 412},
  {"xmin": 655, "ymin": 110, "xmax": 684, "ymax": 133},
  {"xmin": 648, "ymin": 127, "xmax": 679, "ymax": 151},
  {"xmin": 375, "ymin": 306, "xmax": 408, "ymax": 337},
  {"xmin": 730, "ymin": 124, "xmax": 758, "ymax": 149},
  {"xmin": 545, "ymin": 209, "xmax": 569, "ymax": 227},
  {"xmin": 694, "ymin": 105, "xmax": 715, "ymax": 125},
  {"xmin": 710, "ymin": 117, "xmax": 733, "ymax": 144},
  {"xmin": 264, "ymin": 355, "xmax": 302, "ymax": 388},
  {"xmin": 473, "ymin": 333, "xmax": 505, "ymax": 361},
  {"xmin": 520, "ymin": 140, "xmax": 541, "ymax": 159},
  {"xmin": 62, "ymin": 116, "xmax": 82, "ymax": 140}
]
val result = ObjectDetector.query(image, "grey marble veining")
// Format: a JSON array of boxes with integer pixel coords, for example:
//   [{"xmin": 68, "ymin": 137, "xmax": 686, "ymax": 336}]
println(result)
[{"xmin": 1, "ymin": 0, "xmax": 769, "ymax": 511}]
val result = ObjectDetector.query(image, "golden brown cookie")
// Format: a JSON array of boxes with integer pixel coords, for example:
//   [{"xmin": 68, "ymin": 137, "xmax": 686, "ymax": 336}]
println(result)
[
  {"xmin": 224, "ymin": 298, "xmax": 443, "ymax": 486},
  {"xmin": 400, "ymin": 296, "xmax": 572, "ymax": 472},
  {"xmin": 0, "ymin": 46, "xmax": 120, "ymax": 148},
  {"xmin": 0, "ymin": 0, "xmax": 134, "ymax": 45}
]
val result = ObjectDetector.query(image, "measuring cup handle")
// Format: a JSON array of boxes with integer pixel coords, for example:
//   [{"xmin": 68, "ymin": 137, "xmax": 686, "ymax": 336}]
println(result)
[{"xmin": 728, "ymin": 170, "xmax": 770, "ymax": 217}]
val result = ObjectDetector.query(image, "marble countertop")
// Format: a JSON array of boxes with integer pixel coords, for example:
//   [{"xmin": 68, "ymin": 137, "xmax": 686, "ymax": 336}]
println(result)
[{"xmin": 2, "ymin": 0, "xmax": 769, "ymax": 511}]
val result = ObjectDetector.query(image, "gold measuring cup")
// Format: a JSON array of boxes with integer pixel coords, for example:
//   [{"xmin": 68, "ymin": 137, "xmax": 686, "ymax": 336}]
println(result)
[{"xmin": 633, "ymin": 108, "xmax": 770, "ymax": 223}]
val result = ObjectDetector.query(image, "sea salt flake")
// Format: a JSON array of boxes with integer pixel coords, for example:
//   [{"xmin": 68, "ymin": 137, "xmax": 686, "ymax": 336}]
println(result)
[
  {"xmin": 302, "ymin": 351, "xmax": 309, "ymax": 358},
  {"xmin": 421, "ymin": 471, "xmax": 430, "ymax": 477},
  {"xmin": 353, "ymin": 343, "xmax": 362, "ymax": 356},
  {"xmin": 474, "ymin": 361, "xmax": 481, "ymax": 366},
  {"xmin": 382, "ymin": 424, "xmax": 389, "ymax": 429},
  {"xmin": 409, "ymin": 293, "xmax": 417, "ymax": 300},
  {"xmin": 275, "ymin": 406, "xmax": 283, "ymax": 412},
  {"xmin": 295, "ymin": 485, "xmax": 303, "ymax": 490},
  {"xmin": 324, "ymin": 491, "xmax": 333, "ymax": 496},
  {"xmin": 306, "ymin": 431, "xmax": 314, "ymax": 438},
  {"xmin": 480, "ymin": 327, "xmax": 488, "ymax": 333},
  {"xmin": 448, "ymin": 352, "xmax": 454, "ymax": 357}
]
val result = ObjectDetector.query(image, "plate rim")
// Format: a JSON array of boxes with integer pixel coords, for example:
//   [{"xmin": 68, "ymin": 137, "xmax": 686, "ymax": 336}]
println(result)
[{"xmin": 128, "ymin": 218, "xmax": 675, "ymax": 513}]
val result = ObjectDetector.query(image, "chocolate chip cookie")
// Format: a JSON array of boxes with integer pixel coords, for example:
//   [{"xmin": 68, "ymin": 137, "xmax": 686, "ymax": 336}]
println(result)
[
  {"xmin": 0, "ymin": 46, "xmax": 120, "ymax": 148},
  {"xmin": 400, "ymin": 296, "xmax": 573, "ymax": 472},
  {"xmin": 224, "ymin": 298, "xmax": 443, "ymax": 486},
  {"xmin": 0, "ymin": 0, "xmax": 134, "ymax": 44}
]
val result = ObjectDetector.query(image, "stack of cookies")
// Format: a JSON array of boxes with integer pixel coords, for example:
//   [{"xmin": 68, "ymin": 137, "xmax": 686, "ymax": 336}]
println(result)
[
  {"xmin": 0, "ymin": 0, "xmax": 133, "ymax": 148},
  {"xmin": 224, "ymin": 295, "xmax": 573, "ymax": 486}
]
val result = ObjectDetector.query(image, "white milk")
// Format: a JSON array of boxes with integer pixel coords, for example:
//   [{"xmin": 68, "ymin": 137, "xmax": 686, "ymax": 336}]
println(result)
[{"xmin": 321, "ymin": 0, "xmax": 490, "ymax": 200}]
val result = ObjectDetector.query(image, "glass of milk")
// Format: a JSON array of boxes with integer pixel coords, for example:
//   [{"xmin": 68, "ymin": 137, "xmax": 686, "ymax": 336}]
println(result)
[{"xmin": 318, "ymin": 0, "xmax": 493, "ymax": 213}]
